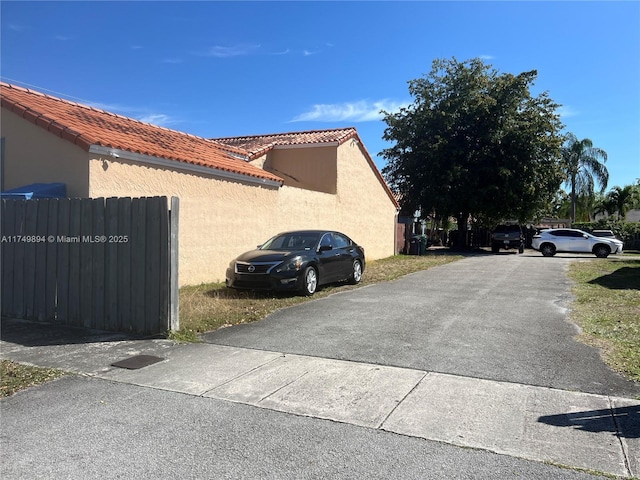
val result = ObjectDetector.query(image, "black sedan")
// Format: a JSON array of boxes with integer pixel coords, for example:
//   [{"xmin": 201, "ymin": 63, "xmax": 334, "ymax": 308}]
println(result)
[{"xmin": 225, "ymin": 230, "xmax": 365, "ymax": 296}]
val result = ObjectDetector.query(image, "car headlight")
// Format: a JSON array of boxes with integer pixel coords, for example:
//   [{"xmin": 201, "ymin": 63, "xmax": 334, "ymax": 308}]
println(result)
[{"xmin": 275, "ymin": 256, "xmax": 303, "ymax": 273}]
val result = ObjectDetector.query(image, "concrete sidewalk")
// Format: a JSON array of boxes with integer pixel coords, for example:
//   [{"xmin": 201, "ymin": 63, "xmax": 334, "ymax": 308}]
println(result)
[{"xmin": 1, "ymin": 322, "xmax": 638, "ymax": 478}]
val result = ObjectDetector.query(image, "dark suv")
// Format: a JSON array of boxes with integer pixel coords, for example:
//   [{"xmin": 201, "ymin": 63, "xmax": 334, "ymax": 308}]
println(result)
[{"xmin": 491, "ymin": 224, "xmax": 524, "ymax": 253}]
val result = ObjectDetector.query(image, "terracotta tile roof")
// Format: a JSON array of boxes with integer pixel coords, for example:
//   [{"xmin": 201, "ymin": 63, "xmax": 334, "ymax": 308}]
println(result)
[
  {"xmin": 0, "ymin": 82, "xmax": 282, "ymax": 184},
  {"xmin": 213, "ymin": 127, "xmax": 360, "ymax": 159},
  {"xmin": 215, "ymin": 127, "xmax": 399, "ymax": 209}
]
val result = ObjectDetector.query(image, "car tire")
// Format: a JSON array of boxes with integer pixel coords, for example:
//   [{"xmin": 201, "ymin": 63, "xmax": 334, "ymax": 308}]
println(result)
[
  {"xmin": 348, "ymin": 259, "xmax": 363, "ymax": 285},
  {"xmin": 301, "ymin": 266, "xmax": 318, "ymax": 296},
  {"xmin": 491, "ymin": 243, "xmax": 500, "ymax": 253},
  {"xmin": 518, "ymin": 244, "xmax": 525, "ymax": 254},
  {"xmin": 540, "ymin": 243, "xmax": 556, "ymax": 257},
  {"xmin": 594, "ymin": 245, "xmax": 610, "ymax": 258}
]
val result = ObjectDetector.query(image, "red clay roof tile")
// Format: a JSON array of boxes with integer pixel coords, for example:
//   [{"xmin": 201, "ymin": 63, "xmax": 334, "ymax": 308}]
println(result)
[
  {"xmin": 213, "ymin": 127, "xmax": 359, "ymax": 159},
  {"xmin": 0, "ymin": 82, "xmax": 282, "ymax": 184},
  {"xmin": 214, "ymin": 128, "xmax": 399, "ymax": 209}
]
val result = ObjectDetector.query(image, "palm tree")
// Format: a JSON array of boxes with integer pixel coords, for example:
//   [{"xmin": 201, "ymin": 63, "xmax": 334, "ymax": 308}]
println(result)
[
  {"xmin": 593, "ymin": 192, "xmax": 617, "ymax": 219},
  {"xmin": 607, "ymin": 185, "xmax": 640, "ymax": 219},
  {"xmin": 561, "ymin": 133, "xmax": 609, "ymax": 222}
]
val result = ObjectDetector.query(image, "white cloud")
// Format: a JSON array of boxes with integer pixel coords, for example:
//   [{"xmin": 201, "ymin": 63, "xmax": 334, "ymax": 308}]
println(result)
[
  {"xmin": 86, "ymin": 101, "xmax": 178, "ymax": 127},
  {"xmin": 478, "ymin": 54, "xmax": 494, "ymax": 60},
  {"xmin": 161, "ymin": 58, "xmax": 183, "ymax": 64},
  {"xmin": 138, "ymin": 113, "xmax": 174, "ymax": 126},
  {"xmin": 557, "ymin": 105, "xmax": 579, "ymax": 118},
  {"xmin": 199, "ymin": 44, "xmax": 261, "ymax": 58},
  {"xmin": 270, "ymin": 48, "xmax": 290, "ymax": 56},
  {"xmin": 291, "ymin": 99, "xmax": 411, "ymax": 122}
]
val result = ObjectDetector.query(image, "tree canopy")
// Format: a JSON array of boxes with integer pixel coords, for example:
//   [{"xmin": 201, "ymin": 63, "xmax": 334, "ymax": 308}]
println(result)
[{"xmin": 381, "ymin": 58, "xmax": 565, "ymax": 245}]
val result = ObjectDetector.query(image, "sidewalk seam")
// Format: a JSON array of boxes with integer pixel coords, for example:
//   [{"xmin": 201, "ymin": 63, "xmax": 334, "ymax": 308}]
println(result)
[
  {"xmin": 257, "ymin": 371, "xmax": 311, "ymax": 404},
  {"xmin": 199, "ymin": 353, "xmax": 286, "ymax": 397},
  {"xmin": 609, "ymin": 396, "xmax": 633, "ymax": 478},
  {"xmin": 376, "ymin": 370, "xmax": 429, "ymax": 430}
]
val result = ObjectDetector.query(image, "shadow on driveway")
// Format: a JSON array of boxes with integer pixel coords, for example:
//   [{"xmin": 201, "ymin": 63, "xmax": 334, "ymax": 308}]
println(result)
[{"xmin": 0, "ymin": 317, "xmax": 152, "ymax": 347}]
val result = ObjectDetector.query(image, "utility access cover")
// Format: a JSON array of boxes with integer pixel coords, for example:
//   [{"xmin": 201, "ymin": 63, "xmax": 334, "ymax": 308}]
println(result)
[{"xmin": 111, "ymin": 355, "xmax": 164, "ymax": 370}]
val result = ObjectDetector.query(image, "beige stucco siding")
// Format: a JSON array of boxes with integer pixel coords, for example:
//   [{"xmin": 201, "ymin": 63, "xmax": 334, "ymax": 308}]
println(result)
[
  {"xmin": 334, "ymin": 139, "xmax": 397, "ymax": 260},
  {"xmin": 87, "ymin": 141, "xmax": 397, "ymax": 286},
  {"xmin": 1, "ymin": 111, "xmax": 89, "ymax": 196},
  {"xmin": 263, "ymin": 145, "xmax": 337, "ymax": 193},
  {"xmin": 88, "ymin": 155, "xmax": 282, "ymax": 286}
]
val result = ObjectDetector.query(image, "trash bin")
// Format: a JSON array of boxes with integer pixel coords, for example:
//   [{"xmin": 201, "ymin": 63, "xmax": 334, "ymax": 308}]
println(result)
[
  {"xmin": 409, "ymin": 237, "xmax": 419, "ymax": 255},
  {"xmin": 418, "ymin": 235, "xmax": 427, "ymax": 255}
]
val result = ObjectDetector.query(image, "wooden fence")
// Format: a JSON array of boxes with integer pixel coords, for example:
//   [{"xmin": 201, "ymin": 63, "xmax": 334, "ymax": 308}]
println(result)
[{"xmin": 1, "ymin": 196, "xmax": 179, "ymax": 335}]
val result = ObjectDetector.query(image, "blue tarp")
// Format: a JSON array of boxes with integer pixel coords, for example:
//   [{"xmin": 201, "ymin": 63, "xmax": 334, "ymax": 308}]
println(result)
[{"xmin": 1, "ymin": 183, "xmax": 67, "ymax": 199}]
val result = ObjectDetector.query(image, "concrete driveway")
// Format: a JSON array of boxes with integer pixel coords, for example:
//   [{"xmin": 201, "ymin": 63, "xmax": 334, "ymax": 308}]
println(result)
[{"xmin": 202, "ymin": 252, "xmax": 640, "ymax": 398}]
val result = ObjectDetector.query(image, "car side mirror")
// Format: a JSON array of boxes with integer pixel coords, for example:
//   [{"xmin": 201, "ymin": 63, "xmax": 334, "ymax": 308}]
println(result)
[{"xmin": 319, "ymin": 244, "xmax": 333, "ymax": 252}]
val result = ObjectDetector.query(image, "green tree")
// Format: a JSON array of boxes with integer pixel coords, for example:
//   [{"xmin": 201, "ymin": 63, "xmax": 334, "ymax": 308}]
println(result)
[
  {"xmin": 561, "ymin": 133, "xmax": 608, "ymax": 222},
  {"xmin": 593, "ymin": 192, "xmax": 617, "ymax": 219},
  {"xmin": 381, "ymin": 58, "xmax": 565, "ymax": 247},
  {"xmin": 606, "ymin": 184, "xmax": 640, "ymax": 219}
]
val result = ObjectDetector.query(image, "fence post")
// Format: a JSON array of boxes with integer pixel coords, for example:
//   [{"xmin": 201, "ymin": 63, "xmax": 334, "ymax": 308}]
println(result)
[{"xmin": 169, "ymin": 196, "xmax": 180, "ymax": 331}]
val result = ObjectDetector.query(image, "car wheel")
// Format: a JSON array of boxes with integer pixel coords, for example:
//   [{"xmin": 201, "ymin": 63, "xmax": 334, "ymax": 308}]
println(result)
[
  {"xmin": 594, "ymin": 245, "xmax": 610, "ymax": 258},
  {"xmin": 491, "ymin": 244, "xmax": 500, "ymax": 253},
  {"xmin": 540, "ymin": 243, "xmax": 556, "ymax": 257},
  {"xmin": 302, "ymin": 266, "xmax": 318, "ymax": 296},
  {"xmin": 348, "ymin": 259, "xmax": 363, "ymax": 285},
  {"xmin": 518, "ymin": 244, "xmax": 525, "ymax": 254}
]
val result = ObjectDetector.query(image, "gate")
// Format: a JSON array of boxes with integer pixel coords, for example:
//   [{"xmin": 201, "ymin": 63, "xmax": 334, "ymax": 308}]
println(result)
[{"xmin": 1, "ymin": 196, "xmax": 179, "ymax": 335}]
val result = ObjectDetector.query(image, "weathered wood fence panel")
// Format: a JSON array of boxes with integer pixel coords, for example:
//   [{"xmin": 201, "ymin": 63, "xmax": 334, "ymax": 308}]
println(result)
[{"xmin": 1, "ymin": 196, "xmax": 179, "ymax": 335}]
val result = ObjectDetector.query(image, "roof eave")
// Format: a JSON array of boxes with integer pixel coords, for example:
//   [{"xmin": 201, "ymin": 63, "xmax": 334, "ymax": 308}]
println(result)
[{"xmin": 89, "ymin": 146, "xmax": 283, "ymax": 188}]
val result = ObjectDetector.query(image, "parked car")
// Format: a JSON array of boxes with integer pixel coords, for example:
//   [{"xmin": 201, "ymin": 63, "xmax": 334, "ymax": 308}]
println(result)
[
  {"xmin": 531, "ymin": 228, "xmax": 623, "ymax": 258},
  {"xmin": 225, "ymin": 230, "xmax": 365, "ymax": 296},
  {"xmin": 491, "ymin": 224, "xmax": 525, "ymax": 253},
  {"xmin": 591, "ymin": 229, "xmax": 617, "ymax": 239}
]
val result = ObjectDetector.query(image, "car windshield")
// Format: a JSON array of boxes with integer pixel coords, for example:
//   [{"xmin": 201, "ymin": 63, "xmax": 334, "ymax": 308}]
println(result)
[
  {"xmin": 260, "ymin": 232, "xmax": 321, "ymax": 251},
  {"xmin": 494, "ymin": 225, "xmax": 520, "ymax": 233}
]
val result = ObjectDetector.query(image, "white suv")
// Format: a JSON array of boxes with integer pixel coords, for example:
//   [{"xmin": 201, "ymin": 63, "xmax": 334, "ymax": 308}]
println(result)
[{"xmin": 532, "ymin": 228, "xmax": 623, "ymax": 258}]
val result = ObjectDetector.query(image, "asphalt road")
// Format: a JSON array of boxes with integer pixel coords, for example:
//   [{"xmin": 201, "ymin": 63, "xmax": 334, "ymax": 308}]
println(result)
[
  {"xmin": 202, "ymin": 252, "xmax": 640, "ymax": 398},
  {"xmin": 0, "ymin": 376, "xmax": 611, "ymax": 480}
]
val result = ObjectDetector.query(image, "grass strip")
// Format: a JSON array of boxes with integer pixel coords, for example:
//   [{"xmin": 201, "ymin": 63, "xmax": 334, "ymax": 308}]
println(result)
[
  {"xmin": 0, "ymin": 360, "xmax": 66, "ymax": 398},
  {"xmin": 567, "ymin": 259, "xmax": 640, "ymax": 383}
]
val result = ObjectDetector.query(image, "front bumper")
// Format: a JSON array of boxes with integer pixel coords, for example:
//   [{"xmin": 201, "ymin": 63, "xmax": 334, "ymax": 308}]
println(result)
[{"xmin": 225, "ymin": 267, "xmax": 303, "ymax": 291}]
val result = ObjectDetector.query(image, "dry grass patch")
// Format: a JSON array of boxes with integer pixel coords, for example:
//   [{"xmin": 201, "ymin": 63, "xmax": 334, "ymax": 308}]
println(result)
[
  {"xmin": 176, "ymin": 253, "xmax": 463, "ymax": 339},
  {"xmin": 568, "ymin": 259, "xmax": 640, "ymax": 383},
  {"xmin": 0, "ymin": 360, "xmax": 66, "ymax": 398}
]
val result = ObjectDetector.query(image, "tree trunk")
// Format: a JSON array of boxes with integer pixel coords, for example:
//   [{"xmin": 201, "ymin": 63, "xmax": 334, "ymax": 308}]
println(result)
[{"xmin": 454, "ymin": 213, "xmax": 469, "ymax": 249}]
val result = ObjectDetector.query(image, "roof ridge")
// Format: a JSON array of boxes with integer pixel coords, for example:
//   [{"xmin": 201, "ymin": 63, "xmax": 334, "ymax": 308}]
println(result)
[{"xmin": 214, "ymin": 126, "xmax": 357, "ymax": 141}]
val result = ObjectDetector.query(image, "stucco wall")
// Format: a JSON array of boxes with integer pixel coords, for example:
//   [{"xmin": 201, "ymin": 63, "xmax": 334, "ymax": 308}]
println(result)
[
  {"xmin": 88, "ymin": 140, "xmax": 396, "ymax": 286},
  {"xmin": 88, "ymin": 156, "xmax": 282, "ymax": 286},
  {"xmin": 335, "ymin": 138, "xmax": 397, "ymax": 260},
  {"xmin": 264, "ymin": 145, "xmax": 337, "ymax": 193},
  {"xmin": 1, "ymin": 111, "xmax": 89, "ymax": 196}
]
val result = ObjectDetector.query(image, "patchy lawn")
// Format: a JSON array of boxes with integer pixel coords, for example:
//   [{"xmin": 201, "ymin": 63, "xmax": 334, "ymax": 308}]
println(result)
[
  {"xmin": 568, "ymin": 259, "xmax": 640, "ymax": 383},
  {"xmin": 0, "ymin": 360, "xmax": 66, "ymax": 398}
]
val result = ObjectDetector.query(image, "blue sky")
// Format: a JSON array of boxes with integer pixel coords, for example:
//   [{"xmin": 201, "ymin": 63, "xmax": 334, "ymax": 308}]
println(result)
[{"xmin": 2, "ymin": 1, "xmax": 639, "ymax": 192}]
